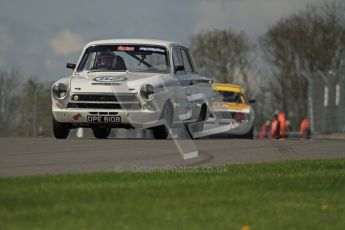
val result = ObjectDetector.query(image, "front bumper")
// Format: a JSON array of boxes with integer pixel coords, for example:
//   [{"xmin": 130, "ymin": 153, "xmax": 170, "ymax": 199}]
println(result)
[
  {"xmin": 211, "ymin": 109, "xmax": 254, "ymax": 135},
  {"xmin": 52, "ymin": 108, "xmax": 162, "ymax": 128},
  {"xmin": 226, "ymin": 120, "xmax": 253, "ymax": 135}
]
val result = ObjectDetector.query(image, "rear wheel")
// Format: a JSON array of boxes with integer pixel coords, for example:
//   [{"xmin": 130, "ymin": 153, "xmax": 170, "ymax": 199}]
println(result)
[
  {"xmin": 52, "ymin": 117, "xmax": 70, "ymax": 139},
  {"xmin": 92, "ymin": 127, "xmax": 111, "ymax": 139},
  {"xmin": 152, "ymin": 102, "xmax": 173, "ymax": 139}
]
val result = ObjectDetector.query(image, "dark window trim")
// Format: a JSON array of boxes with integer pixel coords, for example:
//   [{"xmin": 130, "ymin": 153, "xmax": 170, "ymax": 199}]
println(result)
[{"xmin": 173, "ymin": 46, "xmax": 196, "ymax": 74}]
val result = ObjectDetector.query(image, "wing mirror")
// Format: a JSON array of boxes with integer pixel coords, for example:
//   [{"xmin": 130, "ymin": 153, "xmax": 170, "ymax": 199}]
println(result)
[
  {"xmin": 249, "ymin": 99, "xmax": 256, "ymax": 104},
  {"xmin": 66, "ymin": 63, "xmax": 76, "ymax": 70}
]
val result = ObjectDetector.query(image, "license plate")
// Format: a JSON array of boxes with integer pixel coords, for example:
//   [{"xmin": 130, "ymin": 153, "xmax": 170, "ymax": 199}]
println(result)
[{"xmin": 87, "ymin": 115, "xmax": 121, "ymax": 123}]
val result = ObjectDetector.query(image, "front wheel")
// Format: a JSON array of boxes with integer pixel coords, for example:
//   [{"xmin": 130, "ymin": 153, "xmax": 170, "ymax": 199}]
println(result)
[
  {"xmin": 241, "ymin": 126, "xmax": 254, "ymax": 139},
  {"xmin": 187, "ymin": 105, "xmax": 207, "ymax": 139},
  {"xmin": 52, "ymin": 117, "xmax": 70, "ymax": 139},
  {"xmin": 92, "ymin": 127, "xmax": 111, "ymax": 139}
]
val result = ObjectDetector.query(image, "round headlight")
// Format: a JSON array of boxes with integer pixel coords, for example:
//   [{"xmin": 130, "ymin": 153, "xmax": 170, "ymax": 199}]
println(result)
[
  {"xmin": 140, "ymin": 84, "xmax": 155, "ymax": 101},
  {"xmin": 52, "ymin": 83, "xmax": 68, "ymax": 99}
]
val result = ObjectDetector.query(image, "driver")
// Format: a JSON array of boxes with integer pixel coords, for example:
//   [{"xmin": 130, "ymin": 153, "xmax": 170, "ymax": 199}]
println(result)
[{"xmin": 97, "ymin": 52, "xmax": 115, "ymax": 70}]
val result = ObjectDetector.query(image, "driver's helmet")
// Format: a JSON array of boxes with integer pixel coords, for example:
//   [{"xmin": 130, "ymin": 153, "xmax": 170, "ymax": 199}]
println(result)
[{"xmin": 97, "ymin": 52, "xmax": 115, "ymax": 69}]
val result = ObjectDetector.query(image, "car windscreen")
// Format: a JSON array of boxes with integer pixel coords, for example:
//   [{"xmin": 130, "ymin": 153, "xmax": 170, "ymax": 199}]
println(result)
[
  {"xmin": 217, "ymin": 91, "xmax": 244, "ymax": 103},
  {"xmin": 77, "ymin": 45, "xmax": 170, "ymax": 73}
]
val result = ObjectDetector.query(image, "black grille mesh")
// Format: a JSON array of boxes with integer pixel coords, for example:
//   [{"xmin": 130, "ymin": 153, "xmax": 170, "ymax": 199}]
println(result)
[{"xmin": 71, "ymin": 94, "xmax": 136, "ymax": 102}]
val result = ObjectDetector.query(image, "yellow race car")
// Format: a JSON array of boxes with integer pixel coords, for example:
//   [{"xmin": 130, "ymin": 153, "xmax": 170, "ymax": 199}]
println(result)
[{"xmin": 211, "ymin": 83, "xmax": 255, "ymax": 139}]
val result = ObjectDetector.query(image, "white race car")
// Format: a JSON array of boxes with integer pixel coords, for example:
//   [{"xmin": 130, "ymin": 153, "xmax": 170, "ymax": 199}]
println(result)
[{"xmin": 51, "ymin": 39, "xmax": 213, "ymax": 139}]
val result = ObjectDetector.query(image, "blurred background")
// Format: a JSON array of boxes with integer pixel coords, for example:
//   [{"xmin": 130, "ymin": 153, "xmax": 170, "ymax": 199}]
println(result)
[{"xmin": 0, "ymin": 0, "xmax": 344, "ymax": 138}]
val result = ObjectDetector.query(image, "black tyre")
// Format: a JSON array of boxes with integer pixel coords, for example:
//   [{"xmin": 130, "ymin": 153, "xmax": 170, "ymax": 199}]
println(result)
[
  {"xmin": 187, "ymin": 105, "xmax": 207, "ymax": 139},
  {"xmin": 92, "ymin": 127, "xmax": 111, "ymax": 139},
  {"xmin": 242, "ymin": 126, "xmax": 254, "ymax": 139},
  {"xmin": 52, "ymin": 117, "xmax": 70, "ymax": 139},
  {"xmin": 152, "ymin": 102, "xmax": 173, "ymax": 139}
]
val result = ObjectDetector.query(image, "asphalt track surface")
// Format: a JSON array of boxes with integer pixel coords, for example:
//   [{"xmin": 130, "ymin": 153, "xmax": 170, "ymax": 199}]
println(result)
[{"xmin": 0, "ymin": 138, "xmax": 344, "ymax": 177}]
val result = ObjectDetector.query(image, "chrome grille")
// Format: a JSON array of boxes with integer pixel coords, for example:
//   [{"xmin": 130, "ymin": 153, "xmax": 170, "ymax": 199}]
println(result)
[{"xmin": 67, "ymin": 93, "xmax": 140, "ymax": 110}]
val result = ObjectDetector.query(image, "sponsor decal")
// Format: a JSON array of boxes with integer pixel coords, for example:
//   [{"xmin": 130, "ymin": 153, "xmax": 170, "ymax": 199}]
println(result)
[
  {"xmin": 93, "ymin": 76, "xmax": 127, "ymax": 82},
  {"xmin": 139, "ymin": 47, "xmax": 166, "ymax": 53},
  {"xmin": 117, "ymin": 46, "xmax": 135, "ymax": 51}
]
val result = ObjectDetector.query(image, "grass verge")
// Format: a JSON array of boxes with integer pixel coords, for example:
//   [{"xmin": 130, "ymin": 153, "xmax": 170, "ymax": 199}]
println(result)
[{"xmin": 1, "ymin": 159, "xmax": 345, "ymax": 230}]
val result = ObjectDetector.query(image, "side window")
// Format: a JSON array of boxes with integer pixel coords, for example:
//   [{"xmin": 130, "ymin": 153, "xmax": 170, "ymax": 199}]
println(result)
[
  {"xmin": 181, "ymin": 49, "xmax": 193, "ymax": 74},
  {"xmin": 172, "ymin": 47, "xmax": 184, "ymax": 75}
]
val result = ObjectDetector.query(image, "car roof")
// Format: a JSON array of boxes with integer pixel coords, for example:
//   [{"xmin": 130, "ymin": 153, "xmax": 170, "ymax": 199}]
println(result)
[
  {"xmin": 86, "ymin": 39, "xmax": 185, "ymax": 49},
  {"xmin": 212, "ymin": 83, "xmax": 245, "ymax": 94}
]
